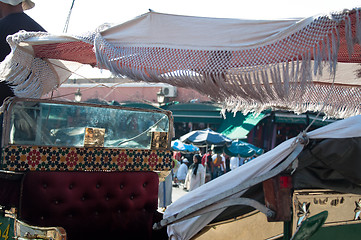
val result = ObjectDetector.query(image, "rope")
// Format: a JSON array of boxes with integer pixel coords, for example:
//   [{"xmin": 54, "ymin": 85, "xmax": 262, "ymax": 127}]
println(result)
[
  {"xmin": 63, "ymin": 0, "xmax": 76, "ymax": 33},
  {"xmin": 304, "ymin": 72, "xmax": 336, "ymax": 132},
  {"xmin": 44, "ymin": 61, "xmax": 164, "ymax": 110}
]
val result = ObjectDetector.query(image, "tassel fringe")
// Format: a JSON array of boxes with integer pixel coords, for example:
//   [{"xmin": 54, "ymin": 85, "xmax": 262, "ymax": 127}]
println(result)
[
  {"xmin": 0, "ymin": 32, "xmax": 59, "ymax": 98},
  {"xmin": 1, "ymin": 9, "xmax": 361, "ymax": 119}
]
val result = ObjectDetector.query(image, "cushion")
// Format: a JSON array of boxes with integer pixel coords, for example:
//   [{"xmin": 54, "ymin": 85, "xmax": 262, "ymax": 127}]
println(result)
[{"xmin": 19, "ymin": 171, "xmax": 159, "ymax": 240}]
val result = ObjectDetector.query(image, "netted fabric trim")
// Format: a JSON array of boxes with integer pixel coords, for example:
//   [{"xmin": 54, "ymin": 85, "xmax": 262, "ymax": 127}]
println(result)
[
  {"xmin": 223, "ymin": 83, "xmax": 361, "ymax": 119},
  {"xmin": 93, "ymin": 9, "xmax": 361, "ymax": 118},
  {"xmin": 0, "ymin": 10, "xmax": 360, "ymax": 118},
  {"xmin": 0, "ymin": 31, "xmax": 59, "ymax": 98}
]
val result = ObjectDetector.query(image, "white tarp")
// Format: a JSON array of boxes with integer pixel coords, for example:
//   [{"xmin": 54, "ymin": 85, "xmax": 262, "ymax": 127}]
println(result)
[
  {"xmin": 1, "ymin": 9, "xmax": 360, "ymax": 117},
  {"xmin": 101, "ymin": 12, "xmax": 313, "ymax": 50},
  {"xmin": 163, "ymin": 115, "xmax": 361, "ymax": 240}
]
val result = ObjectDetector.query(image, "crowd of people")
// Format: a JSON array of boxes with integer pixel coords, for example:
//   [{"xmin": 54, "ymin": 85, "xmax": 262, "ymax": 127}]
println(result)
[
  {"xmin": 172, "ymin": 148, "xmax": 255, "ymax": 192},
  {"xmin": 158, "ymin": 148, "xmax": 257, "ymax": 210}
]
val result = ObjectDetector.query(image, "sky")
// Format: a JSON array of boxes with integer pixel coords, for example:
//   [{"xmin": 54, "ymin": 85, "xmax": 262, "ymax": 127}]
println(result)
[{"xmin": 27, "ymin": 0, "xmax": 361, "ymax": 34}]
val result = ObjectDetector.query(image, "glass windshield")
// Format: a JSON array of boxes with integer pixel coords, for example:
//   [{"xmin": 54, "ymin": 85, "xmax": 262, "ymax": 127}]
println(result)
[{"xmin": 8, "ymin": 100, "xmax": 170, "ymax": 149}]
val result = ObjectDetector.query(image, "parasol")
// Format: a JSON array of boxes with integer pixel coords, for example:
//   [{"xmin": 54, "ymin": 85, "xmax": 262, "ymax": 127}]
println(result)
[
  {"xmin": 179, "ymin": 128, "xmax": 232, "ymax": 147},
  {"xmin": 224, "ymin": 139, "xmax": 264, "ymax": 158},
  {"xmin": 171, "ymin": 140, "xmax": 199, "ymax": 153}
]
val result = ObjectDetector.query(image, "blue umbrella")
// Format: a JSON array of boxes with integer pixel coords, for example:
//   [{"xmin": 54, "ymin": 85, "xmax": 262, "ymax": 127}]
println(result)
[
  {"xmin": 224, "ymin": 139, "xmax": 263, "ymax": 157},
  {"xmin": 179, "ymin": 128, "xmax": 232, "ymax": 147},
  {"xmin": 171, "ymin": 140, "xmax": 200, "ymax": 153}
]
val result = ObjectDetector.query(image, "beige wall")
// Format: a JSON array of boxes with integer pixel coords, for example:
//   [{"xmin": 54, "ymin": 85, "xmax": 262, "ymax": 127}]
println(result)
[
  {"xmin": 194, "ymin": 211, "xmax": 283, "ymax": 240},
  {"xmin": 44, "ymin": 83, "xmax": 211, "ymax": 104}
]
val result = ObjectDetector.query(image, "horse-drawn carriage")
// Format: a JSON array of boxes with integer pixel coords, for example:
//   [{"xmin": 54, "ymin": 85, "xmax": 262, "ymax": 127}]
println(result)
[
  {"xmin": 0, "ymin": 5, "xmax": 361, "ymax": 240},
  {"xmin": 0, "ymin": 97, "xmax": 172, "ymax": 239}
]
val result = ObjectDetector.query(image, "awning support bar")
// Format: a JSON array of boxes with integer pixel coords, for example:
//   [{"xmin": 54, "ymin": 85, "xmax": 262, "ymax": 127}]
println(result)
[
  {"xmin": 154, "ymin": 139, "xmax": 305, "ymax": 230},
  {"xmin": 153, "ymin": 197, "xmax": 274, "ymax": 230}
]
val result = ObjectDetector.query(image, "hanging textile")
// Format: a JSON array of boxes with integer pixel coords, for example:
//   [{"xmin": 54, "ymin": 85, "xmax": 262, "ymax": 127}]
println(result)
[{"xmin": 0, "ymin": 8, "xmax": 360, "ymax": 117}]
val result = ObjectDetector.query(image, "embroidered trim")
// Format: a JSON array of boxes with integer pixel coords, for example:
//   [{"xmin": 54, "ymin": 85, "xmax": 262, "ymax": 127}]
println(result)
[{"xmin": 1, "ymin": 146, "xmax": 173, "ymax": 172}]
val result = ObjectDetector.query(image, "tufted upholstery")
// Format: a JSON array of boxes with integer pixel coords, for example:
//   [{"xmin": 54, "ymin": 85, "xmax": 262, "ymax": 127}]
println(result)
[{"xmin": 19, "ymin": 171, "xmax": 163, "ymax": 240}]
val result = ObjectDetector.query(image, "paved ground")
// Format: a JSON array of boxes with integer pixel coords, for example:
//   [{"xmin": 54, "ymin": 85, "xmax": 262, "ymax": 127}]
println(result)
[
  {"xmin": 171, "ymin": 184, "xmax": 189, "ymax": 202},
  {"xmin": 158, "ymin": 183, "xmax": 189, "ymax": 212}
]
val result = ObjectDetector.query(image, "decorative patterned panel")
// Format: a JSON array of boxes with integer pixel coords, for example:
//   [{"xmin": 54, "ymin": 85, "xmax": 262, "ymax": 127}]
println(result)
[
  {"xmin": 292, "ymin": 189, "xmax": 361, "ymax": 233},
  {"xmin": 1, "ymin": 146, "xmax": 173, "ymax": 172}
]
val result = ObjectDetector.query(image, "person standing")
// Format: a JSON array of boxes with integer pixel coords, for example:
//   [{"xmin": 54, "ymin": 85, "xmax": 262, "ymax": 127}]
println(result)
[
  {"xmin": 0, "ymin": 0, "xmax": 45, "ymax": 61},
  {"xmin": 211, "ymin": 151, "xmax": 226, "ymax": 179},
  {"xmin": 201, "ymin": 148, "xmax": 213, "ymax": 182},
  {"xmin": 158, "ymin": 171, "xmax": 173, "ymax": 211},
  {"xmin": 0, "ymin": 0, "xmax": 45, "ymax": 104},
  {"xmin": 230, "ymin": 155, "xmax": 240, "ymax": 170},
  {"xmin": 184, "ymin": 154, "xmax": 205, "ymax": 191},
  {"xmin": 224, "ymin": 153, "xmax": 230, "ymax": 172}
]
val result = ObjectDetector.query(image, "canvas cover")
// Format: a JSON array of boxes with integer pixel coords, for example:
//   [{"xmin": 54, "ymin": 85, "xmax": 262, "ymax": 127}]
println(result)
[
  {"xmin": 162, "ymin": 115, "xmax": 361, "ymax": 240},
  {"xmin": 0, "ymin": 8, "xmax": 360, "ymax": 118},
  {"xmin": 208, "ymin": 136, "xmax": 361, "ymax": 226},
  {"xmin": 294, "ymin": 137, "xmax": 361, "ymax": 194}
]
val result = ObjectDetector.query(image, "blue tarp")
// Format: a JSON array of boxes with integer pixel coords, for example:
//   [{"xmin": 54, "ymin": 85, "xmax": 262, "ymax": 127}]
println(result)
[
  {"xmin": 224, "ymin": 139, "xmax": 264, "ymax": 157},
  {"xmin": 171, "ymin": 140, "xmax": 200, "ymax": 152}
]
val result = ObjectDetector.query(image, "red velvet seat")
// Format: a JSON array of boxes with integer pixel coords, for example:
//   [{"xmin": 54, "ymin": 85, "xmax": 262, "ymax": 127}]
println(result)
[
  {"xmin": 19, "ymin": 171, "xmax": 165, "ymax": 240},
  {"xmin": 0, "ymin": 171, "xmax": 23, "ymax": 209}
]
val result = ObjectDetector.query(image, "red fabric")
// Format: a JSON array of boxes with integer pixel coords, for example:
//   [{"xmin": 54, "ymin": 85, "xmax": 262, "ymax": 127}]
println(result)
[
  {"xmin": 33, "ymin": 41, "xmax": 97, "ymax": 65},
  {"xmin": 334, "ymin": 11, "xmax": 361, "ymax": 63},
  {"xmin": 279, "ymin": 175, "xmax": 292, "ymax": 189},
  {"xmin": 19, "ymin": 171, "xmax": 161, "ymax": 240},
  {"xmin": 201, "ymin": 153, "xmax": 210, "ymax": 166},
  {"xmin": 173, "ymin": 152, "xmax": 181, "ymax": 161}
]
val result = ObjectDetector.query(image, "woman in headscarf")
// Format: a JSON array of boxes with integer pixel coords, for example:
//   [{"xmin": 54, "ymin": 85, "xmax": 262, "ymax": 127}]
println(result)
[{"xmin": 184, "ymin": 154, "xmax": 206, "ymax": 191}]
